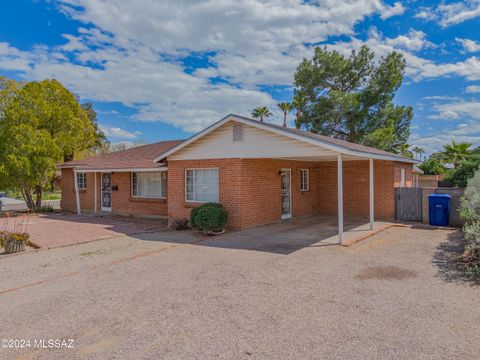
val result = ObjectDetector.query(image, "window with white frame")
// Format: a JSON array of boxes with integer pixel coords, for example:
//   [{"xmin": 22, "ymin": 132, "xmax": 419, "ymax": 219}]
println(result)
[
  {"xmin": 76, "ymin": 172, "xmax": 87, "ymax": 190},
  {"xmin": 400, "ymin": 168, "xmax": 405, "ymax": 187},
  {"xmin": 132, "ymin": 172, "xmax": 167, "ymax": 198},
  {"xmin": 300, "ymin": 169, "xmax": 309, "ymax": 191},
  {"xmin": 185, "ymin": 168, "xmax": 219, "ymax": 202}
]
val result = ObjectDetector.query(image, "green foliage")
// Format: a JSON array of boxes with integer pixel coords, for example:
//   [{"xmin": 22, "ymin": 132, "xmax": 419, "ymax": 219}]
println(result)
[
  {"xmin": 460, "ymin": 169, "xmax": 480, "ymax": 277},
  {"xmin": 293, "ymin": 46, "xmax": 413, "ymax": 154},
  {"xmin": 0, "ymin": 77, "xmax": 102, "ymax": 208},
  {"xmin": 419, "ymin": 157, "xmax": 446, "ymax": 175},
  {"xmin": 277, "ymin": 102, "xmax": 293, "ymax": 127},
  {"xmin": 34, "ymin": 204, "xmax": 55, "ymax": 213},
  {"xmin": 191, "ymin": 203, "xmax": 228, "ymax": 233},
  {"xmin": 440, "ymin": 141, "xmax": 472, "ymax": 167},
  {"xmin": 445, "ymin": 155, "xmax": 480, "ymax": 188},
  {"xmin": 251, "ymin": 106, "xmax": 272, "ymax": 122}
]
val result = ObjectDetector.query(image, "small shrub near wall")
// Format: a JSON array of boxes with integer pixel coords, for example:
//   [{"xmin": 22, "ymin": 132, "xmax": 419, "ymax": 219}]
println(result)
[
  {"xmin": 459, "ymin": 169, "xmax": 480, "ymax": 277},
  {"xmin": 190, "ymin": 203, "xmax": 228, "ymax": 235}
]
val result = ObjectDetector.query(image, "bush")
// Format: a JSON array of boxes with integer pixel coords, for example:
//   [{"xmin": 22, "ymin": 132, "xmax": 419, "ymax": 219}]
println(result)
[
  {"xmin": 0, "ymin": 231, "xmax": 30, "ymax": 248},
  {"xmin": 445, "ymin": 155, "xmax": 480, "ymax": 188},
  {"xmin": 34, "ymin": 204, "xmax": 54, "ymax": 213},
  {"xmin": 191, "ymin": 203, "xmax": 228, "ymax": 234},
  {"xmin": 460, "ymin": 169, "xmax": 480, "ymax": 276},
  {"xmin": 170, "ymin": 218, "xmax": 189, "ymax": 231}
]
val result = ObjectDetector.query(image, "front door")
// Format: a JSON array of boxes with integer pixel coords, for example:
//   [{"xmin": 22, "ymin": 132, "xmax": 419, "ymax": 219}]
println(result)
[
  {"xmin": 280, "ymin": 169, "xmax": 291, "ymax": 219},
  {"xmin": 101, "ymin": 172, "xmax": 112, "ymax": 212}
]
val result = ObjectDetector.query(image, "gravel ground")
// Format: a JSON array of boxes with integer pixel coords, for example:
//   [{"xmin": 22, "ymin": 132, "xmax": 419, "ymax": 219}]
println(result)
[{"xmin": 0, "ymin": 225, "xmax": 478, "ymax": 360}]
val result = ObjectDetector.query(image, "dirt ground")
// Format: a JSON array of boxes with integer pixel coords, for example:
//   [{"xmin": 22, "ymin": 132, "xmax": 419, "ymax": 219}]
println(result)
[{"xmin": 0, "ymin": 224, "xmax": 478, "ymax": 359}]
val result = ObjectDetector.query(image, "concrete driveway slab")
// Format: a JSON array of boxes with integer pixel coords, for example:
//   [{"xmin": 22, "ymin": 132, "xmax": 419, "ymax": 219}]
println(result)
[{"xmin": 0, "ymin": 225, "xmax": 478, "ymax": 359}]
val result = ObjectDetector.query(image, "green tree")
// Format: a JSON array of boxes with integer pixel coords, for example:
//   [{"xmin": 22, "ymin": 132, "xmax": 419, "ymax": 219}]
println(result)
[
  {"xmin": 81, "ymin": 102, "xmax": 109, "ymax": 155},
  {"xmin": 277, "ymin": 102, "xmax": 293, "ymax": 128},
  {"xmin": 291, "ymin": 96, "xmax": 305, "ymax": 129},
  {"xmin": 418, "ymin": 157, "xmax": 446, "ymax": 175},
  {"xmin": 251, "ymin": 106, "xmax": 272, "ymax": 122},
  {"xmin": 0, "ymin": 78, "xmax": 99, "ymax": 208},
  {"xmin": 445, "ymin": 155, "xmax": 480, "ymax": 188},
  {"xmin": 411, "ymin": 146, "xmax": 425, "ymax": 160},
  {"xmin": 440, "ymin": 141, "xmax": 473, "ymax": 167},
  {"xmin": 293, "ymin": 46, "xmax": 413, "ymax": 153}
]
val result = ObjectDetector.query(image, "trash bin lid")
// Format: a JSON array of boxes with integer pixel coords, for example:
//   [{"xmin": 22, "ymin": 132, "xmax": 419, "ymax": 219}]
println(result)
[{"xmin": 428, "ymin": 194, "xmax": 451, "ymax": 198}]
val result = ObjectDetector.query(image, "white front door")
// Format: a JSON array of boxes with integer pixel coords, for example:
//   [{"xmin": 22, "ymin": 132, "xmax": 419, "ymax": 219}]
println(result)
[
  {"xmin": 280, "ymin": 169, "xmax": 291, "ymax": 219},
  {"xmin": 101, "ymin": 172, "xmax": 112, "ymax": 212}
]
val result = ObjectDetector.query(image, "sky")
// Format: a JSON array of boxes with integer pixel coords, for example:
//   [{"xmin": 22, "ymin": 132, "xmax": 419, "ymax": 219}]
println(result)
[{"xmin": 1, "ymin": 0, "xmax": 480, "ymax": 155}]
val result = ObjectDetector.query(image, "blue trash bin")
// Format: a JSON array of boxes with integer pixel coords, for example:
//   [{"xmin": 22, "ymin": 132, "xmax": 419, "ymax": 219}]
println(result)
[{"xmin": 428, "ymin": 194, "xmax": 451, "ymax": 226}]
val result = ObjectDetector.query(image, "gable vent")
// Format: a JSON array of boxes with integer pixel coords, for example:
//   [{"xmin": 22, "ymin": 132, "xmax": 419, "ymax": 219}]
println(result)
[{"xmin": 233, "ymin": 123, "xmax": 245, "ymax": 142}]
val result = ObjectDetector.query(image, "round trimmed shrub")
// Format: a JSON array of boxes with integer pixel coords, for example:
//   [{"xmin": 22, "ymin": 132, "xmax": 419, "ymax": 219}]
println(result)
[{"xmin": 191, "ymin": 203, "xmax": 228, "ymax": 234}]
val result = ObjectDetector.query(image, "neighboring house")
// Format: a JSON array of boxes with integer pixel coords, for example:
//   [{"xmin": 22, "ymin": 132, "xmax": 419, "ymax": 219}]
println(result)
[{"xmin": 59, "ymin": 114, "xmax": 418, "ymax": 242}]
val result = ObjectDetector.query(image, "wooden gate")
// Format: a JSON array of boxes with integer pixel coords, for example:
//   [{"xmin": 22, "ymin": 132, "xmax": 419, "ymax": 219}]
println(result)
[{"xmin": 395, "ymin": 188, "xmax": 423, "ymax": 222}]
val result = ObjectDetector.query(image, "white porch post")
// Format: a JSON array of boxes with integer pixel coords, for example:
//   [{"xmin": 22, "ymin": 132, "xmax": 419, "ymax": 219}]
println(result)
[
  {"xmin": 73, "ymin": 170, "xmax": 81, "ymax": 214},
  {"xmin": 94, "ymin": 172, "xmax": 97, "ymax": 214},
  {"xmin": 369, "ymin": 158, "xmax": 374, "ymax": 230},
  {"xmin": 337, "ymin": 154, "xmax": 344, "ymax": 244}
]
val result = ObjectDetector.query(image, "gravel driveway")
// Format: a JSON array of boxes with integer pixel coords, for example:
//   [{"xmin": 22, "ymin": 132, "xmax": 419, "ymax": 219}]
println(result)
[{"xmin": 0, "ymin": 225, "xmax": 478, "ymax": 359}]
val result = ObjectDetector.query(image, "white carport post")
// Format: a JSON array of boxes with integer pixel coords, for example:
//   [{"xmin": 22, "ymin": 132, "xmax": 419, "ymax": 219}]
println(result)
[
  {"xmin": 337, "ymin": 154, "xmax": 344, "ymax": 244},
  {"xmin": 73, "ymin": 169, "xmax": 81, "ymax": 214},
  {"xmin": 369, "ymin": 158, "xmax": 374, "ymax": 230},
  {"xmin": 94, "ymin": 172, "xmax": 97, "ymax": 214}
]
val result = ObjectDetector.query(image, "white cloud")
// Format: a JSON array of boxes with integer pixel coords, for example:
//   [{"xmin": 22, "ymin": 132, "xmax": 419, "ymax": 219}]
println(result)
[
  {"xmin": 415, "ymin": 1, "xmax": 480, "ymax": 27},
  {"xmin": 466, "ymin": 85, "xmax": 480, "ymax": 93},
  {"xmin": 0, "ymin": 0, "xmax": 388, "ymax": 132},
  {"xmin": 99, "ymin": 125, "xmax": 139, "ymax": 139},
  {"xmin": 380, "ymin": 2, "xmax": 405, "ymax": 20},
  {"xmin": 437, "ymin": 0, "xmax": 480, "ymax": 27},
  {"xmin": 456, "ymin": 38, "xmax": 480, "ymax": 53},
  {"xmin": 428, "ymin": 101, "xmax": 480, "ymax": 120},
  {"xmin": 386, "ymin": 29, "xmax": 434, "ymax": 51}
]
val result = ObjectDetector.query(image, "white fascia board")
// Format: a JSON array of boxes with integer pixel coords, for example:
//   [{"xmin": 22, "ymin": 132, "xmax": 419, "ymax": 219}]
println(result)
[
  {"xmin": 73, "ymin": 167, "xmax": 167, "ymax": 173},
  {"xmin": 155, "ymin": 114, "xmax": 420, "ymax": 164}
]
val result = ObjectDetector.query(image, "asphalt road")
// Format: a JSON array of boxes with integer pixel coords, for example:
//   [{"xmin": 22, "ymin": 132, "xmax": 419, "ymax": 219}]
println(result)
[
  {"xmin": 0, "ymin": 197, "xmax": 60, "ymax": 211},
  {"xmin": 0, "ymin": 226, "xmax": 478, "ymax": 359}
]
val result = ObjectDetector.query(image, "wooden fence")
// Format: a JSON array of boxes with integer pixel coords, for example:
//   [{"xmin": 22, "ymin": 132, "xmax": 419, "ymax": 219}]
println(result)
[{"xmin": 395, "ymin": 187, "xmax": 423, "ymax": 222}]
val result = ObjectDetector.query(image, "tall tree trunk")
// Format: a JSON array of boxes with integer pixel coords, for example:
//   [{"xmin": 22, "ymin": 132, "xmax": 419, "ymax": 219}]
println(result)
[
  {"xmin": 35, "ymin": 185, "xmax": 43, "ymax": 208},
  {"xmin": 295, "ymin": 110, "xmax": 301, "ymax": 129},
  {"xmin": 21, "ymin": 186, "xmax": 35, "ymax": 210},
  {"xmin": 283, "ymin": 112, "xmax": 287, "ymax": 127},
  {"xmin": 260, "ymin": 116, "xmax": 263, "ymax": 122}
]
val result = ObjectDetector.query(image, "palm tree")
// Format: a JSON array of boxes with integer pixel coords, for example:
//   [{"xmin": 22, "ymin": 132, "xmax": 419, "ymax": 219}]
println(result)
[
  {"xmin": 411, "ymin": 146, "xmax": 425, "ymax": 160},
  {"xmin": 277, "ymin": 102, "xmax": 293, "ymax": 127},
  {"xmin": 441, "ymin": 141, "xmax": 472, "ymax": 167},
  {"xmin": 251, "ymin": 106, "xmax": 272, "ymax": 122},
  {"xmin": 292, "ymin": 96, "xmax": 305, "ymax": 129}
]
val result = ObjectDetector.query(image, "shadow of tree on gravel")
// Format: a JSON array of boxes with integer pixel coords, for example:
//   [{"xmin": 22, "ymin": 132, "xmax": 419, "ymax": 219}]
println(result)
[{"xmin": 433, "ymin": 229, "xmax": 479, "ymax": 285}]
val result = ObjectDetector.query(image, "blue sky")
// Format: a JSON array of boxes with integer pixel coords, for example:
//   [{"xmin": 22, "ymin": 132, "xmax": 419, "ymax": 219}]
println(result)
[{"xmin": 1, "ymin": 0, "xmax": 480, "ymax": 154}]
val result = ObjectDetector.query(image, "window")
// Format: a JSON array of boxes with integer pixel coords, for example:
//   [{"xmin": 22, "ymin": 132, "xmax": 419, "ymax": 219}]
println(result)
[
  {"xmin": 185, "ymin": 169, "xmax": 219, "ymax": 202},
  {"xmin": 132, "ymin": 172, "xmax": 167, "ymax": 198},
  {"xmin": 76, "ymin": 172, "xmax": 87, "ymax": 190},
  {"xmin": 233, "ymin": 123, "xmax": 245, "ymax": 142},
  {"xmin": 400, "ymin": 168, "xmax": 405, "ymax": 187},
  {"xmin": 300, "ymin": 169, "xmax": 309, "ymax": 191}
]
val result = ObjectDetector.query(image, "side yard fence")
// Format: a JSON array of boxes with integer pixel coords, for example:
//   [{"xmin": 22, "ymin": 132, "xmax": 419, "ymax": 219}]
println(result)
[{"xmin": 395, "ymin": 187, "xmax": 465, "ymax": 227}]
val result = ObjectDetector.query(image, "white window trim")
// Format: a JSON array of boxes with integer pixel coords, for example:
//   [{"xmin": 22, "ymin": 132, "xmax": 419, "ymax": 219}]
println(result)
[
  {"xmin": 76, "ymin": 172, "xmax": 87, "ymax": 190},
  {"xmin": 300, "ymin": 169, "xmax": 310, "ymax": 191},
  {"xmin": 131, "ymin": 171, "xmax": 167, "ymax": 199},
  {"xmin": 185, "ymin": 168, "xmax": 220, "ymax": 203},
  {"xmin": 400, "ymin": 168, "xmax": 406, "ymax": 188}
]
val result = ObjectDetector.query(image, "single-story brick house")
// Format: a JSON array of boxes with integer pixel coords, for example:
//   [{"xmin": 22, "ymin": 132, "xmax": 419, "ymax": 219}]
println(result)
[{"xmin": 59, "ymin": 114, "xmax": 419, "ymax": 242}]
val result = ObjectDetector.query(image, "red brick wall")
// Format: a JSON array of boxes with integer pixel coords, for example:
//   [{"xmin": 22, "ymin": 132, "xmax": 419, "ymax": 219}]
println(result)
[
  {"xmin": 60, "ymin": 169, "xmax": 167, "ymax": 216},
  {"xmin": 316, "ymin": 160, "xmax": 397, "ymax": 220},
  {"xmin": 167, "ymin": 158, "xmax": 400, "ymax": 229},
  {"xmin": 394, "ymin": 162, "xmax": 413, "ymax": 187}
]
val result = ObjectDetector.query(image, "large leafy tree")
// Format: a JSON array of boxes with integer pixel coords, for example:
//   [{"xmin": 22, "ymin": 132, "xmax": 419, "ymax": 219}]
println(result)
[
  {"xmin": 419, "ymin": 157, "xmax": 446, "ymax": 175},
  {"xmin": 0, "ymin": 78, "xmax": 102, "ymax": 208},
  {"xmin": 293, "ymin": 46, "xmax": 413, "ymax": 153}
]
